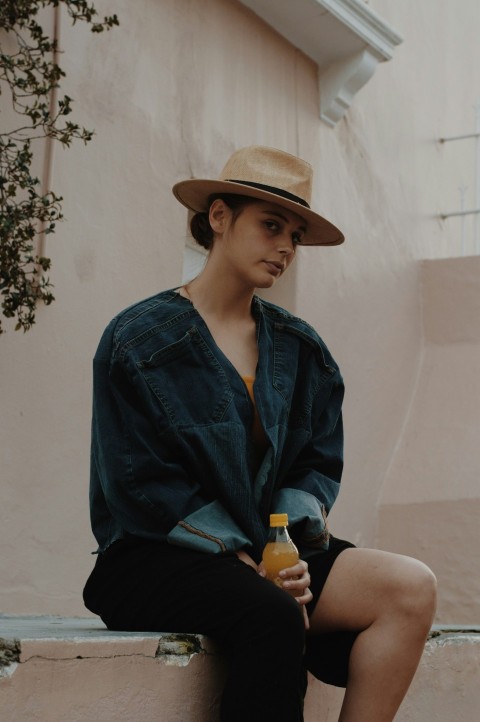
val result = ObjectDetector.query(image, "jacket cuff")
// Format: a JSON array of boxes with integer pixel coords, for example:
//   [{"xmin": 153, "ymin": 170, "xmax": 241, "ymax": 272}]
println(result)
[
  {"xmin": 167, "ymin": 500, "xmax": 253, "ymax": 554},
  {"xmin": 271, "ymin": 488, "xmax": 330, "ymax": 551}
]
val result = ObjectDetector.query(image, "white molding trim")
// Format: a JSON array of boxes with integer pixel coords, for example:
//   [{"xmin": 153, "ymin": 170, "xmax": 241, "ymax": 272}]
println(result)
[
  {"xmin": 318, "ymin": 0, "xmax": 403, "ymax": 61},
  {"xmin": 239, "ymin": 0, "xmax": 403, "ymax": 125},
  {"xmin": 319, "ymin": 48, "xmax": 379, "ymax": 127}
]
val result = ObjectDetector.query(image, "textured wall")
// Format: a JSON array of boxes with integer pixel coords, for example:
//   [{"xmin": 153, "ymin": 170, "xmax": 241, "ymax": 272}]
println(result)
[
  {"xmin": 1, "ymin": 0, "xmax": 479, "ymax": 616},
  {"xmin": 377, "ymin": 257, "xmax": 480, "ymax": 621}
]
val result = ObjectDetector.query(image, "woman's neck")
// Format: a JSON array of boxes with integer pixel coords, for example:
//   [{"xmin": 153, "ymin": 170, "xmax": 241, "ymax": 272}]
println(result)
[{"xmin": 184, "ymin": 266, "xmax": 255, "ymax": 322}]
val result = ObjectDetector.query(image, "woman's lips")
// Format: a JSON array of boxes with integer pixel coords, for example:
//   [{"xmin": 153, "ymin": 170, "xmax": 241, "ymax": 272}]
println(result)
[{"xmin": 264, "ymin": 261, "xmax": 283, "ymax": 275}]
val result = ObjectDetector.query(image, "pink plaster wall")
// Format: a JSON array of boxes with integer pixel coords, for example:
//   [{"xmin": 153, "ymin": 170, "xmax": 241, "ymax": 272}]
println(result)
[
  {"xmin": 377, "ymin": 256, "xmax": 480, "ymax": 621},
  {"xmin": 0, "ymin": 0, "xmax": 479, "ymax": 625}
]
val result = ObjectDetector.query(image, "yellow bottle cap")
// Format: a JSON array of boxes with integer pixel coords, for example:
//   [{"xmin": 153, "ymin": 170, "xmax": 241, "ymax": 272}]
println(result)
[{"xmin": 269, "ymin": 513, "xmax": 288, "ymax": 527}]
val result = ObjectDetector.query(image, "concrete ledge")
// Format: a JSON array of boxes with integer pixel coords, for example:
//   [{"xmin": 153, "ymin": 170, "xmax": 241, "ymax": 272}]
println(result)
[
  {"xmin": 1, "ymin": 617, "xmax": 479, "ymax": 722},
  {"xmin": 0, "ymin": 615, "xmax": 227, "ymax": 722},
  {"xmin": 0, "ymin": 615, "xmax": 216, "ymax": 668},
  {"xmin": 398, "ymin": 626, "xmax": 480, "ymax": 722}
]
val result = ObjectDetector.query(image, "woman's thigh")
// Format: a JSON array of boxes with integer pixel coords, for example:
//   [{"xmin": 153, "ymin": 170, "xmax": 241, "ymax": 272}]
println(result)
[
  {"xmin": 84, "ymin": 539, "xmax": 304, "ymax": 641},
  {"xmin": 308, "ymin": 547, "xmax": 436, "ymax": 635}
]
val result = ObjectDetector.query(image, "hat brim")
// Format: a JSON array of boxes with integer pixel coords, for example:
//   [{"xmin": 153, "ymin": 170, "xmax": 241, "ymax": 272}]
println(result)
[{"xmin": 172, "ymin": 179, "xmax": 344, "ymax": 247}]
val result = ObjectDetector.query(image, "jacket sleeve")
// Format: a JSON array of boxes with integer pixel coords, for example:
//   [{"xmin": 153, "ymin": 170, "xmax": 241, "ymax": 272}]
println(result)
[
  {"xmin": 90, "ymin": 324, "xmax": 252, "ymax": 554},
  {"xmin": 270, "ymin": 372, "xmax": 344, "ymax": 555}
]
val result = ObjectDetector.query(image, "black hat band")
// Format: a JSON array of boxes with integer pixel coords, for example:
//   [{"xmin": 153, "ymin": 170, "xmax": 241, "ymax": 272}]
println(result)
[{"xmin": 226, "ymin": 180, "xmax": 310, "ymax": 209}]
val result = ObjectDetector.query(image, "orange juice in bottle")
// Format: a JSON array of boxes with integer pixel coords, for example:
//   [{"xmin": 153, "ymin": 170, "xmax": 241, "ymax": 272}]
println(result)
[{"xmin": 262, "ymin": 513, "xmax": 299, "ymax": 591}]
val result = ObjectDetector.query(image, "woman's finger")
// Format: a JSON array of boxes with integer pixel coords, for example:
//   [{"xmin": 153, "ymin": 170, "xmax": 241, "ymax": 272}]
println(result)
[
  {"xmin": 302, "ymin": 605, "xmax": 310, "ymax": 631},
  {"xmin": 279, "ymin": 559, "xmax": 309, "ymax": 579}
]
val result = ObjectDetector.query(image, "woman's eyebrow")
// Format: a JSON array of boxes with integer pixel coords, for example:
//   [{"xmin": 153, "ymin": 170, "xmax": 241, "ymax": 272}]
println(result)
[{"xmin": 260, "ymin": 209, "xmax": 307, "ymax": 232}]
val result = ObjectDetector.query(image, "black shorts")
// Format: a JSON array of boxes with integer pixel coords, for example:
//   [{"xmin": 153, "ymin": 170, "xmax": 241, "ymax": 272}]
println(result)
[
  {"xmin": 304, "ymin": 536, "xmax": 357, "ymax": 686},
  {"xmin": 83, "ymin": 535, "xmax": 357, "ymax": 688}
]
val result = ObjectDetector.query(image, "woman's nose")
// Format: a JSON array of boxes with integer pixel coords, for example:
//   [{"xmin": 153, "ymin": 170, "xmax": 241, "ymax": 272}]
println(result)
[{"xmin": 278, "ymin": 237, "xmax": 295, "ymax": 255}]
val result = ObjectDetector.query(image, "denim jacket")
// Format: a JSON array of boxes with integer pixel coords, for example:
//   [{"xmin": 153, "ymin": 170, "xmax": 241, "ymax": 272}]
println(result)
[{"xmin": 90, "ymin": 289, "xmax": 344, "ymax": 562}]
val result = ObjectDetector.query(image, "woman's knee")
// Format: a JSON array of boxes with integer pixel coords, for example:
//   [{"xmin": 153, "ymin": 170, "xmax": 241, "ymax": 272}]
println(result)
[
  {"xmin": 242, "ymin": 584, "xmax": 306, "ymax": 648},
  {"xmin": 389, "ymin": 557, "xmax": 437, "ymax": 630},
  {"xmin": 263, "ymin": 585, "xmax": 305, "ymax": 627}
]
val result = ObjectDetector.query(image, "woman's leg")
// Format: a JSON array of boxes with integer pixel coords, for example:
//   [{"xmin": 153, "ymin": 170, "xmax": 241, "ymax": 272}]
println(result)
[
  {"xmin": 84, "ymin": 542, "xmax": 307, "ymax": 722},
  {"xmin": 308, "ymin": 548, "xmax": 437, "ymax": 722},
  {"xmin": 216, "ymin": 571, "xmax": 307, "ymax": 722}
]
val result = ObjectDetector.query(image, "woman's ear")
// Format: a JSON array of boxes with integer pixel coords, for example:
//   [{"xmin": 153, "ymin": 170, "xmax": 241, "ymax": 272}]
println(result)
[{"xmin": 209, "ymin": 199, "xmax": 229, "ymax": 235}]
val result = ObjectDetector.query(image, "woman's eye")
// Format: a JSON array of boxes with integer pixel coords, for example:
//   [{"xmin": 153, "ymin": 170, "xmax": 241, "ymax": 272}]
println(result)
[
  {"xmin": 292, "ymin": 233, "xmax": 303, "ymax": 245},
  {"xmin": 264, "ymin": 220, "xmax": 279, "ymax": 232}
]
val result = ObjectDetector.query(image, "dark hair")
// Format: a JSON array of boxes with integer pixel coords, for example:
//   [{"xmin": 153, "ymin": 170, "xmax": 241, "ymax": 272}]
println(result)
[{"xmin": 190, "ymin": 194, "xmax": 260, "ymax": 250}]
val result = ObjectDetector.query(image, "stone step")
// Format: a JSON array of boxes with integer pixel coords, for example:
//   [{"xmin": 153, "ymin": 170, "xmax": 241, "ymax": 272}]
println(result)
[{"xmin": 1, "ymin": 616, "xmax": 479, "ymax": 721}]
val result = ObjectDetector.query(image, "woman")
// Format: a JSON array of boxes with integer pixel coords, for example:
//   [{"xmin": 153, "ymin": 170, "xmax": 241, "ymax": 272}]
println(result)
[{"xmin": 83, "ymin": 146, "xmax": 437, "ymax": 721}]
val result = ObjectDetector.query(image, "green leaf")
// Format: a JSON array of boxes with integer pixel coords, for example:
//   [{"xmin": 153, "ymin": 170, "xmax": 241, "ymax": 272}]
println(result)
[{"xmin": 0, "ymin": 0, "xmax": 118, "ymax": 335}]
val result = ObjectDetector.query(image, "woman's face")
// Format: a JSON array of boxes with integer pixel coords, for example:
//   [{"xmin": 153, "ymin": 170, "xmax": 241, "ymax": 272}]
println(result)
[{"xmin": 209, "ymin": 199, "xmax": 307, "ymax": 289}]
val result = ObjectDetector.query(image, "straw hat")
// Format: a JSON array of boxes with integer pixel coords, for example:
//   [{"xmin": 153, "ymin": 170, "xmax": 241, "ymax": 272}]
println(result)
[{"xmin": 172, "ymin": 146, "xmax": 344, "ymax": 246}]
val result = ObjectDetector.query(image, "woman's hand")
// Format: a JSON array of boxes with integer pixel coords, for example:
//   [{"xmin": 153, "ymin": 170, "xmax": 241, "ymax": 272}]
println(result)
[
  {"xmin": 258, "ymin": 559, "xmax": 312, "ymax": 630},
  {"xmin": 281, "ymin": 560, "xmax": 312, "ymax": 630}
]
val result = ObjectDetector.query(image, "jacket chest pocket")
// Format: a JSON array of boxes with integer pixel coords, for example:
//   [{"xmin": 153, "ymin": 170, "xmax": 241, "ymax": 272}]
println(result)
[{"xmin": 136, "ymin": 327, "xmax": 234, "ymax": 427}]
